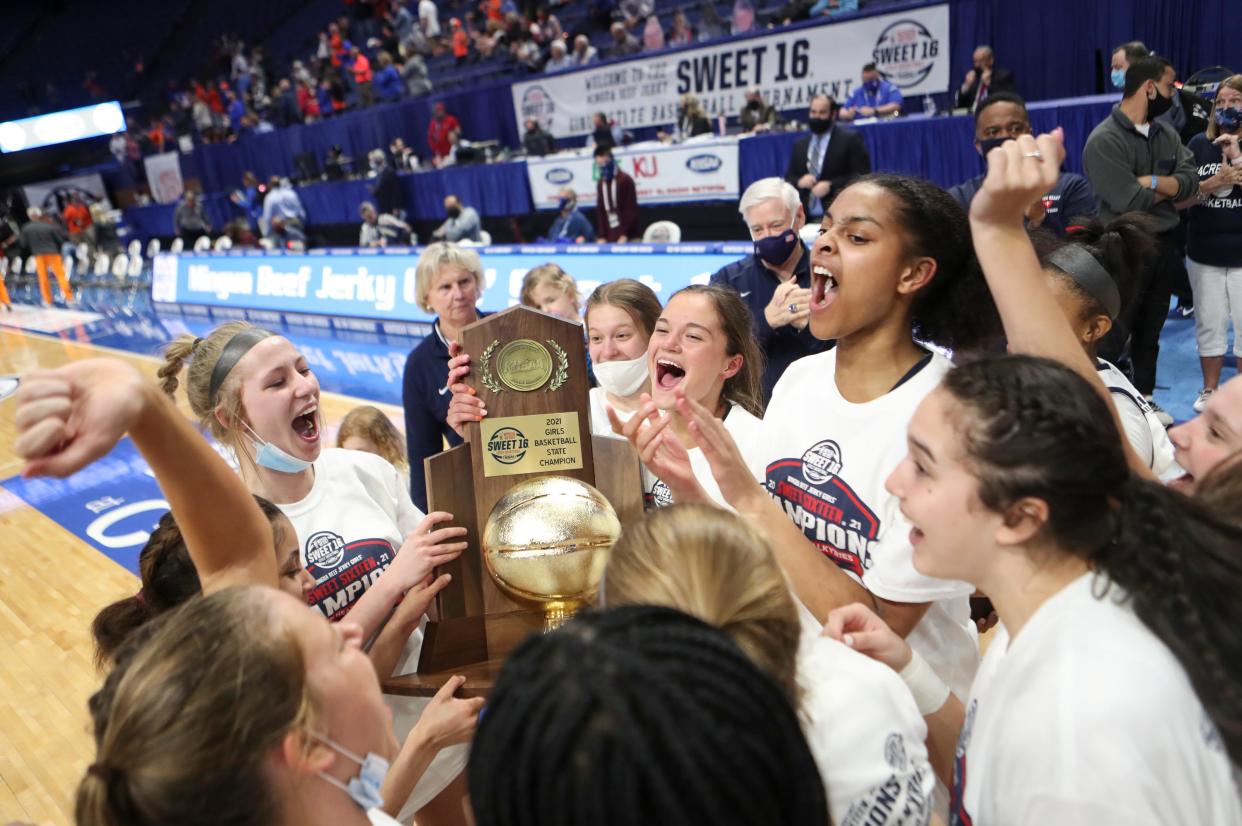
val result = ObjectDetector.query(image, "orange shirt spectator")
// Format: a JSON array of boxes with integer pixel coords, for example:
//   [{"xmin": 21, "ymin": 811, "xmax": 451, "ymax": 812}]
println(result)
[
  {"xmin": 486, "ymin": 0, "xmax": 502, "ymax": 22},
  {"xmin": 452, "ymin": 26, "xmax": 469, "ymax": 59},
  {"xmin": 352, "ymin": 51, "xmax": 373, "ymax": 84},
  {"xmin": 64, "ymin": 202, "xmax": 92, "ymax": 235},
  {"xmin": 330, "ymin": 32, "xmax": 345, "ymax": 67}
]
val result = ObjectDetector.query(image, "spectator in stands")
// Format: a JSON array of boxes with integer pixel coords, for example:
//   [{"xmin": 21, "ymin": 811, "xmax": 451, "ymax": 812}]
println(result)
[
  {"xmin": 807, "ymin": 0, "xmax": 858, "ymax": 17},
  {"xmin": 260, "ymin": 177, "xmax": 306, "ymax": 240},
  {"xmin": 225, "ymin": 89, "xmax": 245, "ymax": 132},
  {"xmin": 674, "ymin": 93, "xmax": 712, "ymax": 138},
  {"xmin": 432, "ymin": 195, "xmax": 482, "ymax": 243},
  {"xmin": 523, "ymin": 118, "xmax": 557, "ymax": 156},
  {"xmin": 590, "ymin": 111, "xmax": 620, "ymax": 149},
  {"xmin": 545, "ymin": 38, "xmax": 575, "ymax": 72},
  {"xmin": 359, "ymin": 201, "xmax": 413, "ymax": 247},
  {"xmin": 400, "ymin": 52, "xmax": 433, "ymax": 97},
  {"xmin": 323, "ymin": 145, "xmax": 351, "ymax": 180},
  {"xmin": 608, "ymin": 21, "xmax": 641, "ymax": 58},
  {"xmin": 21, "ymin": 207, "xmax": 73, "ymax": 307},
  {"xmin": 784, "ymin": 95, "xmax": 869, "ymax": 219},
  {"xmin": 63, "ymin": 194, "xmax": 94, "ymax": 251},
  {"xmin": 451, "ymin": 18, "xmax": 470, "ymax": 63},
  {"xmin": 174, "ymin": 191, "xmax": 211, "ymax": 246},
  {"xmin": 840, "ymin": 63, "xmax": 903, "ymax": 120},
  {"xmin": 572, "ymin": 34, "xmax": 598, "ymax": 65},
  {"xmin": 90, "ymin": 203, "xmax": 121, "ymax": 254},
  {"xmin": 595, "ymin": 145, "xmax": 639, "ymax": 242},
  {"xmin": 956, "ymin": 45, "xmax": 1016, "ymax": 112},
  {"xmin": 697, "ymin": 0, "xmax": 727, "ymax": 40},
  {"xmin": 349, "ymin": 45, "xmax": 374, "ymax": 106},
  {"xmin": 373, "ymin": 51, "xmax": 403, "ymax": 102},
  {"xmin": 547, "ymin": 187, "xmax": 595, "ymax": 242},
  {"xmin": 666, "ymin": 10, "xmax": 694, "ymax": 46},
  {"xmin": 618, "ymin": 0, "xmax": 653, "ymax": 27},
  {"xmin": 1110, "ymin": 40, "xmax": 1150, "ymax": 92},
  {"xmin": 390, "ymin": 136, "xmax": 418, "ymax": 170},
  {"xmin": 420, "ymin": 0, "xmax": 442, "ymax": 39},
  {"xmin": 428, "ymin": 102, "xmax": 461, "ymax": 164},
  {"xmin": 297, "ymin": 79, "xmax": 319, "ymax": 121},
  {"xmin": 368, "ymin": 149, "xmax": 401, "ymax": 215},
  {"xmin": 537, "ymin": 10, "xmax": 563, "ymax": 44},
  {"xmin": 739, "ymin": 89, "xmax": 782, "ymax": 133},
  {"xmin": 731, "ymin": 0, "xmax": 756, "ymax": 33},
  {"xmin": 1083, "ymin": 54, "xmax": 1198, "ymax": 423},
  {"xmin": 223, "ymin": 217, "xmax": 258, "ymax": 248},
  {"xmin": 709, "ymin": 177, "xmax": 830, "ymax": 401},
  {"xmin": 271, "ymin": 78, "xmax": 301, "ymax": 127},
  {"xmin": 642, "ymin": 15, "xmax": 665, "ymax": 51},
  {"xmin": 229, "ymin": 171, "xmax": 264, "ymax": 229},
  {"xmin": 947, "ymin": 93, "xmax": 1094, "ymax": 235}
]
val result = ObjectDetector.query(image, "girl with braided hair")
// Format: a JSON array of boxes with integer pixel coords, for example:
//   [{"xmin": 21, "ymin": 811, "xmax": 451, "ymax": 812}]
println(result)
[
  {"xmin": 13, "ymin": 358, "xmax": 483, "ymax": 826},
  {"xmin": 602, "ymin": 504, "xmax": 935, "ymax": 826},
  {"xmin": 468, "ymin": 604, "xmax": 830, "ymax": 826}
]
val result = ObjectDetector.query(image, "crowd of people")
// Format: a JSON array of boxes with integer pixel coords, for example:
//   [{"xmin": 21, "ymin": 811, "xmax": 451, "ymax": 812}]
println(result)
[{"xmin": 10, "ymin": 40, "xmax": 1242, "ymax": 826}]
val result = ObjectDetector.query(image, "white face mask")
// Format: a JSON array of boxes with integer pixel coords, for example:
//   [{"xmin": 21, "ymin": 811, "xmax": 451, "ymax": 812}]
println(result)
[{"xmin": 593, "ymin": 353, "xmax": 649, "ymax": 397}]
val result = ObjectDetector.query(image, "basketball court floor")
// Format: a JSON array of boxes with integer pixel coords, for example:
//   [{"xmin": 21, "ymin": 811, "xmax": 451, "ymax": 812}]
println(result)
[{"xmin": 0, "ymin": 293, "xmax": 1221, "ymax": 825}]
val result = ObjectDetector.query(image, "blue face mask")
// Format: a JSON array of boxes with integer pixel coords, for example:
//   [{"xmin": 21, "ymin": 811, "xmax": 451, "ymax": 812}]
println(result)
[
  {"xmin": 1214, "ymin": 106, "xmax": 1242, "ymax": 132},
  {"xmin": 864, "ymin": 78, "xmax": 881, "ymax": 93},
  {"xmin": 753, "ymin": 219, "xmax": 799, "ymax": 267},
  {"xmin": 312, "ymin": 732, "xmax": 390, "ymax": 812},
  {"xmin": 1111, "ymin": 68, "xmax": 1126, "ymax": 90},
  {"xmin": 558, "ymin": 196, "xmax": 573, "ymax": 211},
  {"xmin": 245, "ymin": 423, "xmax": 314, "ymax": 473},
  {"xmin": 600, "ymin": 160, "xmax": 616, "ymax": 180}
]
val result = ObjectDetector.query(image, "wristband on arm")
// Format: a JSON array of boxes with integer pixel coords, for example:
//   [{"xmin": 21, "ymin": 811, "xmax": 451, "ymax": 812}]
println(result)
[
  {"xmin": 899, "ymin": 648, "xmax": 951, "ymax": 715},
  {"xmin": 1150, "ymin": 175, "xmax": 1158, "ymax": 190}
]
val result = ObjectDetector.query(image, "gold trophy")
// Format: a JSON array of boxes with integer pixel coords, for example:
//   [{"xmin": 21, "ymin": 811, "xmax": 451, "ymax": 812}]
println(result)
[
  {"xmin": 482, "ymin": 476, "xmax": 621, "ymax": 630},
  {"xmin": 396, "ymin": 305, "xmax": 642, "ymax": 687}
]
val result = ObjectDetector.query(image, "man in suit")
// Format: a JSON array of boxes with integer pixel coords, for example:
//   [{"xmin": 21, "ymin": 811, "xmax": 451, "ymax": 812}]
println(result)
[
  {"xmin": 783, "ymin": 95, "xmax": 871, "ymax": 220},
  {"xmin": 956, "ymin": 45, "xmax": 1016, "ymax": 112}
]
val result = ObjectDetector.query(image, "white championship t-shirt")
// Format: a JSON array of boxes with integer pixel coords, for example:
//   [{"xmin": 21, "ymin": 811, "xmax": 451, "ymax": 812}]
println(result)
[
  {"xmin": 797, "ymin": 597, "xmax": 935, "ymax": 826},
  {"xmin": 761, "ymin": 349, "xmax": 979, "ymax": 702},
  {"xmin": 641, "ymin": 401, "xmax": 766, "ymax": 510},
  {"xmin": 1096, "ymin": 359, "xmax": 1182, "ymax": 481},
  {"xmin": 951, "ymin": 572, "xmax": 1242, "ymax": 826},
  {"xmin": 277, "ymin": 448, "xmax": 467, "ymax": 817}
]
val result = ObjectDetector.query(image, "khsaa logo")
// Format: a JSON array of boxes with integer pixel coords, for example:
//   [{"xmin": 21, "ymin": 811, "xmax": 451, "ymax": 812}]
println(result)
[
  {"xmin": 305, "ymin": 530, "xmax": 346, "ymax": 570},
  {"xmin": 801, "ymin": 440, "xmax": 843, "ymax": 485},
  {"xmin": 872, "ymin": 19, "xmax": 940, "ymax": 88},
  {"xmin": 520, "ymin": 85, "xmax": 555, "ymax": 128},
  {"xmin": 545, "ymin": 167, "xmax": 574, "ymax": 185},
  {"xmin": 685, "ymin": 153, "xmax": 723, "ymax": 173}
]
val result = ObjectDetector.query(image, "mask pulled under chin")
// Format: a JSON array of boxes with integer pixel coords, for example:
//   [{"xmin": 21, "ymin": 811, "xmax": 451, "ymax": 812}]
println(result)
[
  {"xmin": 594, "ymin": 354, "xmax": 649, "ymax": 397},
  {"xmin": 245, "ymin": 423, "xmax": 314, "ymax": 473},
  {"xmin": 312, "ymin": 731, "xmax": 391, "ymax": 813}
]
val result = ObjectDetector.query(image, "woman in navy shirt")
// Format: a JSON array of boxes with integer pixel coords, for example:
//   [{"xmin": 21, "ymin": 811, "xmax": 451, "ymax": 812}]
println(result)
[{"xmin": 1183, "ymin": 75, "xmax": 1242, "ymax": 413}]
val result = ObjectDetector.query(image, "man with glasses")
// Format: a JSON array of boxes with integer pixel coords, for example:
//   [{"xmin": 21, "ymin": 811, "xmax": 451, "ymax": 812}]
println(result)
[{"xmin": 947, "ymin": 92, "xmax": 1095, "ymax": 235}]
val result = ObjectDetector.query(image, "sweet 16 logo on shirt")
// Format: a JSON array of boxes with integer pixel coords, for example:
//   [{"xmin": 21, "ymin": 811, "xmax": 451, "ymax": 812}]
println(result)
[
  {"xmin": 765, "ymin": 440, "xmax": 879, "ymax": 577},
  {"xmin": 303, "ymin": 531, "xmax": 395, "ymax": 622}
]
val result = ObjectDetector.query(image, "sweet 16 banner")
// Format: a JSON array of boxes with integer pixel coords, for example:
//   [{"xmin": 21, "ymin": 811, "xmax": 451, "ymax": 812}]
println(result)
[
  {"xmin": 512, "ymin": 5, "xmax": 949, "ymax": 138},
  {"xmin": 526, "ymin": 138, "xmax": 740, "ymax": 209}
]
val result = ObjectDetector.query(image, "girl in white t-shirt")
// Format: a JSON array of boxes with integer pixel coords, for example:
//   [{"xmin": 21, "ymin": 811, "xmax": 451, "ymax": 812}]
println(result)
[
  {"xmin": 1030, "ymin": 215, "xmax": 1181, "ymax": 480},
  {"xmin": 159, "ymin": 321, "xmax": 473, "ymax": 825},
  {"xmin": 826, "ymin": 353, "xmax": 1242, "ymax": 825},
  {"xmin": 637, "ymin": 176, "xmax": 1003, "ymax": 712},
  {"xmin": 14, "ymin": 357, "xmax": 484, "ymax": 826},
  {"xmin": 602, "ymin": 503, "xmax": 935, "ymax": 826},
  {"xmin": 607, "ymin": 283, "xmax": 768, "ymax": 509}
]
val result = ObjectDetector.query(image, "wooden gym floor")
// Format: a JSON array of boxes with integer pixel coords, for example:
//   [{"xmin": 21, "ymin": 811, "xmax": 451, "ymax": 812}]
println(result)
[{"xmin": 0, "ymin": 327, "xmax": 400, "ymax": 825}]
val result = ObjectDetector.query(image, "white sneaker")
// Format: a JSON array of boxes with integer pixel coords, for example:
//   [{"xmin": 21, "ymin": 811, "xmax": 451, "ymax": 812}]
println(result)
[
  {"xmin": 1193, "ymin": 388, "xmax": 1215, "ymax": 413},
  {"xmin": 1145, "ymin": 396, "xmax": 1174, "ymax": 427}
]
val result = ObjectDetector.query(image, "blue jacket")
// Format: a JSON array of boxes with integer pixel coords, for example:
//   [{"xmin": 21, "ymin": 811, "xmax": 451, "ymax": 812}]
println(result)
[
  {"xmin": 373, "ymin": 66, "xmax": 403, "ymax": 102},
  {"xmin": 547, "ymin": 209, "xmax": 595, "ymax": 242},
  {"xmin": 401, "ymin": 313, "xmax": 491, "ymax": 510},
  {"xmin": 709, "ymin": 242, "xmax": 833, "ymax": 403},
  {"xmin": 947, "ymin": 171, "xmax": 1096, "ymax": 236}
]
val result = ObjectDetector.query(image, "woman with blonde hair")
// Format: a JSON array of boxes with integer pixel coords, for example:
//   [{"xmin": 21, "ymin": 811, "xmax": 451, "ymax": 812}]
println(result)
[
  {"xmin": 519, "ymin": 263, "xmax": 582, "ymax": 323},
  {"xmin": 338, "ymin": 405, "xmax": 409, "ymax": 472},
  {"xmin": 677, "ymin": 93, "xmax": 712, "ymax": 138},
  {"xmin": 602, "ymin": 504, "xmax": 935, "ymax": 826}
]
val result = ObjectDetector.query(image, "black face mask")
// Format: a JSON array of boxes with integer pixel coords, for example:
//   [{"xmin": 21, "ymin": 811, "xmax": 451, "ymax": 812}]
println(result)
[
  {"xmin": 808, "ymin": 116, "xmax": 833, "ymax": 134},
  {"xmin": 978, "ymin": 136, "xmax": 1012, "ymax": 157},
  {"xmin": 747, "ymin": 100, "xmax": 761, "ymax": 110},
  {"xmin": 446, "ymin": 206, "xmax": 461, "ymax": 219},
  {"xmin": 1147, "ymin": 87, "xmax": 1174, "ymax": 120}
]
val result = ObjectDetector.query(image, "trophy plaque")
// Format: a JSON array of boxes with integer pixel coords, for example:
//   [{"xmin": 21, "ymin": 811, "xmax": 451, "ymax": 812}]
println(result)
[{"xmin": 401, "ymin": 306, "xmax": 643, "ymax": 687}]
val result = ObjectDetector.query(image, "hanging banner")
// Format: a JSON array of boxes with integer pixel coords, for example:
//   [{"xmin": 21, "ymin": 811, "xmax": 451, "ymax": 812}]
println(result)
[
  {"xmin": 512, "ymin": 5, "xmax": 949, "ymax": 138},
  {"xmin": 22, "ymin": 172, "xmax": 112, "ymax": 214},
  {"xmin": 526, "ymin": 138, "xmax": 740, "ymax": 210},
  {"xmin": 144, "ymin": 151, "xmax": 185, "ymax": 204}
]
